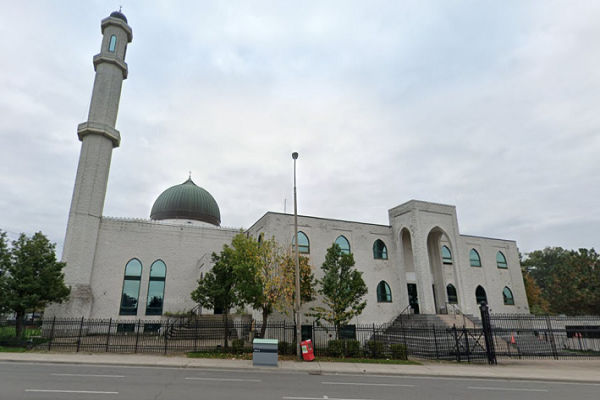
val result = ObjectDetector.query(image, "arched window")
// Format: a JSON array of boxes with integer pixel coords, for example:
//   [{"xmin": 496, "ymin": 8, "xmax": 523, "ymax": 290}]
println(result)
[
  {"xmin": 120, "ymin": 259, "xmax": 142, "ymax": 315},
  {"xmin": 441, "ymin": 246, "xmax": 453, "ymax": 265},
  {"xmin": 292, "ymin": 231, "xmax": 310, "ymax": 254},
  {"xmin": 108, "ymin": 35, "xmax": 117, "ymax": 52},
  {"xmin": 373, "ymin": 239, "xmax": 388, "ymax": 259},
  {"xmin": 446, "ymin": 284, "xmax": 458, "ymax": 304},
  {"xmin": 475, "ymin": 285, "xmax": 487, "ymax": 305},
  {"xmin": 503, "ymin": 287, "xmax": 515, "ymax": 305},
  {"xmin": 496, "ymin": 251, "xmax": 508, "ymax": 269},
  {"xmin": 257, "ymin": 233, "xmax": 264, "ymax": 246},
  {"xmin": 376, "ymin": 281, "xmax": 392, "ymax": 302},
  {"xmin": 146, "ymin": 260, "xmax": 167, "ymax": 315},
  {"xmin": 335, "ymin": 235, "xmax": 351, "ymax": 254},
  {"xmin": 469, "ymin": 249, "xmax": 482, "ymax": 267}
]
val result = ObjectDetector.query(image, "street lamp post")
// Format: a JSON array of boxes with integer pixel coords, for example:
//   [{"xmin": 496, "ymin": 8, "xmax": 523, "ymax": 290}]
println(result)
[{"xmin": 292, "ymin": 152, "xmax": 301, "ymax": 361}]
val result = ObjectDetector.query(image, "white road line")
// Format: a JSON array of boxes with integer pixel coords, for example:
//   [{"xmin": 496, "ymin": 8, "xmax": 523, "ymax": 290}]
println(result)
[
  {"xmin": 322, "ymin": 381, "xmax": 415, "ymax": 387},
  {"xmin": 283, "ymin": 397, "xmax": 379, "ymax": 400},
  {"xmin": 468, "ymin": 387, "xmax": 549, "ymax": 392},
  {"xmin": 186, "ymin": 377, "xmax": 262, "ymax": 382},
  {"xmin": 26, "ymin": 389, "xmax": 119, "ymax": 394},
  {"xmin": 51, "ymin": 373, "xmax": 125, "ymax": 378}
]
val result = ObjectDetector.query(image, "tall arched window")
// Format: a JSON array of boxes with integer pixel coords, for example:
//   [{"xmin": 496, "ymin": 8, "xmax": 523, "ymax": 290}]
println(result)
[
  {"xmin": 469, "ymin": 249, "xmax": 482, "ymax": 267},
  {"xmin": 446, "ymin": 284, "xmax": 458, "ymax": 304},
  {"xmin": 496, "ymin": 251, "xmax": 508, "ymax": 269},
  {"xmin": 503, "ymin": 287, "xmax": 515, "ymax": 305},
  {"xmin": 292, "ymin": 231, "xmax": 310, "ymax": 254},
  {"xmin": 120, "ymin": 259, "xmax": 142, "ymax": 315},
  {"xmin": 441, "ymin": 246, "xmax": 453, "ymax": 265},
  {"xmin": 376, "ymin": 281, "xmax": 392, "ymax": 302},
  {"xmin": 475, "ymin": 285, "xmax": 487, "ymax": 305},
  {"xmin": 373, "ymin": 239, "xmax": 388, "ymax": 259},
  {"xmin": 108, "ymin": 35, "xmax": 117, "ymax": 52},
  {"xmin": 146, "ymin": 260, "xmax": 167, "ymax": 315},
  {"xmin": 335, "ymin": 235, "xmax": 351, "ymax": 254}
]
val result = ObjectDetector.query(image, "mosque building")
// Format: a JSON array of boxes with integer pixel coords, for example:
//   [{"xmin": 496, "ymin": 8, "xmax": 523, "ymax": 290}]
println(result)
[{"xmin": 47, "ymin": 12, "xmax": 529, "ymax": 324}]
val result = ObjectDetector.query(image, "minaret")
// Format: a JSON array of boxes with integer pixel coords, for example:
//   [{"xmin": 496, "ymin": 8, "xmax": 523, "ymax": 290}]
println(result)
[{"xmin": 59, "ymin": 12, "xmax": 133, "ymax": 317}]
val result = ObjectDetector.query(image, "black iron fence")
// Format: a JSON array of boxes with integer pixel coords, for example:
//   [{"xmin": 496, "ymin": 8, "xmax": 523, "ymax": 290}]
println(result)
[{"xmin": 1, "ymin": 312, "xmax": 599, "ymax": 362}]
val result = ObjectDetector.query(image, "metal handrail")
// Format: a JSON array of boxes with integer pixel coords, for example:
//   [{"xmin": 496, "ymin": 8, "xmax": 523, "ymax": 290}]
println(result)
[
  {"xmin": 445, "ymin": 302, "xmax": 467, "ymax": 327},
  {"xmin": 397, "ymin": 305, "xmax": 413, "ymax": 326}
]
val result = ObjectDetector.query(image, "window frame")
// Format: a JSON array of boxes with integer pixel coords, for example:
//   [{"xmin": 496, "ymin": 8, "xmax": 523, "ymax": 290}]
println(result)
[
  {"xmin": 475, "ymin": 285, "xmax": 487, "ymax": 305},
  {"xmin": 373, "ymin": 239, "xmax": 388, "ymax": 260},
  {"xmin": 496, "ymin": 251, "xmax": 508, "ymax": 269},
  {"xmin": 469, "ymin": 249, "xmax": 482, "ymax": 267},
  {"xmin": 446, "ymin": 284, "xmax": 458, "ymax": 304},
  {"xmin": 376, "ymin": 281, "xmax": 392, "ymax": 303},
  {"xmin": 335, "ymin": 235, "xmax": 351, "ymax": 254},
  {"xmin": 292, "ymin": 231, "xmax": 310, "ymax": 254},
  {"xmin": 145, "ymin": 260, "xmax": 167, "ymax": 316},
  {"xmin": 503, "ymin": 287, "xmax": 515, "ymax": 305},
  {"xmin": 119, "ymin": 259, "xmax": 142, "ymax": 316},
  {"xmin": 441, "ymin": 245, "xmax": 453, "ymax": 265},
  {"xmin": 108, "ymin": 35, "xmax": 117, "ymax": 52}
]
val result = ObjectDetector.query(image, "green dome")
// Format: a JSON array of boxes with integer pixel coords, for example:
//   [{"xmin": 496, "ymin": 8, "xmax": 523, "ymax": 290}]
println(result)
[{"xmin": 150, "ymin": 178, "xmax": 221, "ymax": 226}]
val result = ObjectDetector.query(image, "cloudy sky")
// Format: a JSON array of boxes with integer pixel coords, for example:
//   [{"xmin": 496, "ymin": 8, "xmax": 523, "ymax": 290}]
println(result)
[{"xmin": 1, "ymin": 1, "xmax": 598, "ymax": 256}]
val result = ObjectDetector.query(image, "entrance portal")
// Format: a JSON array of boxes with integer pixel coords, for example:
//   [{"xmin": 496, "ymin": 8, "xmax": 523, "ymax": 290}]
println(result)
[{"xmin": 407, "ymin": 283, "xmax": 419, "ymax": 314}]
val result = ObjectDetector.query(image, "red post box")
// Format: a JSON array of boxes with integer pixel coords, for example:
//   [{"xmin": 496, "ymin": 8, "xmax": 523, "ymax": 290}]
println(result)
[{"xmin": 301, "ymin": 339, "xmax": 315, "ymax": 361}]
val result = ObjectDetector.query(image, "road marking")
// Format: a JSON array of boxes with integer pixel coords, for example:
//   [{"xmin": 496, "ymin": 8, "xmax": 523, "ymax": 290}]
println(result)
[
  {"xmin": 26, "ymin": 389, "xmax": 118, "ymax": 394},
  {"xmin": 322, "ymin": 382, "xmax": 415, "ymax": 387},
  {"xmin": 468, "ymin": 387, "xmax": 548, "ymax": 392},
  {"xmin": 51, "ymin": 373, "xmax": 125, "ymax": 378},
  {"xmin": 186, "ymin": 377, "xmax": 262, "ymax": 382},
  {"xmin": 283, "ymin": 397, "xmax": 379, "ymax": 400}
]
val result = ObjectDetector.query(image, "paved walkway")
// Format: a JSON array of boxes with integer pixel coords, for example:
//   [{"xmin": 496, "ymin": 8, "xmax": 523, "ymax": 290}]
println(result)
[{"xmin": 0, "ymin": 352, "xmax": 599, "ymax": 383}]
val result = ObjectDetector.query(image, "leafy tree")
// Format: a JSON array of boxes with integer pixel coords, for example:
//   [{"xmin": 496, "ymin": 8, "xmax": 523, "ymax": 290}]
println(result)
[
  {"xmin": 522, "ymin": 247, "xmax": 571, "ymax": 292},
  {"xmin": 0, "ymin": 231, "xmax": 71, "ymax": 338},
  {"xmin": 190, "ymin": 242, "xmax": 243, "ymax": 348},
  {"xmin": 522, "ymin": 270, "xmax": 551, "ymax": 314},
  {"xmin": 309, "ymin": 243, "xmax": 368, "ymax": 338},
  {"xmin": 276, "ymin": 251, "xmax": 316, "ymax": 318}
]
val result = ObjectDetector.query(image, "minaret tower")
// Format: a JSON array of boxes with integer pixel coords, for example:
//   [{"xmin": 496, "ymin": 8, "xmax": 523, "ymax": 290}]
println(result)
[{"xmin": 60, "ymin": 12, "xmax": 132, "ymax": 317}]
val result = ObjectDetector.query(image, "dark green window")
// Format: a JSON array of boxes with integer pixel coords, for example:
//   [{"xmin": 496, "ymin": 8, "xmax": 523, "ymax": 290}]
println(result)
[
  {"xmin": 469, "ymin": 249, "xmax": 482, "ymax": 267},
  {"xmin": 475, "ymin": 285, "xmax": 487, "ymax": 305},
  {"xmin": 146, "ymin": 260, "xmax": 166, "ymax": 316},
  {"xmin": 108, "ymin": 35, "xmax": 117, "ymax": 52},
  {"xmin": 119, "ymin": 259, "xmax": 142, "ymax": 315},
  {"xmin": 373, "ymin": 239, "xmax": 388, "ymax": 259},
  {"xmin": 496, "ymin": 251, "xmax": 508, "ymax": 269},
  {"xmin": 446, "ymin": 284, "xmax": 458, "ymax": 304},
  {"xmin": 441, "ymin": 246, "xmax": 452, "ymax": 265},
  {"xmin": 503, "ymin": 287, "xmax": 515, "ymax": 305},
  {"xmin": 335, "ymin": 235, "xmax": 351, "ymax": 254},
  {"xmin": 376, "ymin": 281, "xmax": 392, "ymax": 302},
  {"xmin": 292, "ymin": 231, "xmax": 310, "ymax": 254}
]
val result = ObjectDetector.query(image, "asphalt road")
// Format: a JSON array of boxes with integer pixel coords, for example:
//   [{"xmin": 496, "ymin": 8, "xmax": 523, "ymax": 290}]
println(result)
[{"xmin": 0, "ymin": 362, "xmax": 598, "ymax": 400}]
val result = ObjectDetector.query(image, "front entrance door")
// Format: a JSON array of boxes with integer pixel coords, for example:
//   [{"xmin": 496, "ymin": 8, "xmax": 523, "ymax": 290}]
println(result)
[{"xmin": 407, "ymin": 283, "xmax": 420, "ymax": 314}]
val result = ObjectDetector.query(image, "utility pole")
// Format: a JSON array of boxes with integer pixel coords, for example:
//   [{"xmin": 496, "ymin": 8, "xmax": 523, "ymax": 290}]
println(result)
[{"xmin": 292, "ymin": 152, "xmax": 301, "ymax": 361}]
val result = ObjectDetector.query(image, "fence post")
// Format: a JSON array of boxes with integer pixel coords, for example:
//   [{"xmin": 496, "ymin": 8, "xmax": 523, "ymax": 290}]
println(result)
[
  {"xmin": 106, "ymin": 318, "xmax": 112, "ymax": 352},
  {"xmin": 452, "ymin": 325, "xmax": 461, "ymax": 362},
  {"xmin": 545, "ymin": 315, "xmax": 559, "ymax": 360},
  {"xmin": 48, "ymin": 316, "xmax": 56, "ymax": 351},
  {"xmin": 76, "ymin": 316, "xmax": 85, "ymax": 352},
  {"xmin": 479, "ymin": 302, "xmax": 497, "ymax": 365},
  {"xmin": 135, "ymin": 319, "xmax": 141, "ymax": 354},
  {"xmin": 432, "ymin": 324, "xmax": 439, "ymax": 359},
  {"xmin": 193, "ymin": 318, "xmax": 198, "ymax": 352},
  {"xmin": 463, "ymin": 326, "xmax": 471, "ymax": 363},
  {"xmin": 164, "ymin": 320, "xmax": 168, "ymax": 354}
]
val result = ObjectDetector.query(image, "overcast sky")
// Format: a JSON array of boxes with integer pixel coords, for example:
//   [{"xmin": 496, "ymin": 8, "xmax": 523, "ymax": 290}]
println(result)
[{"xmin": 1, "ymin": 1, "xmax": 598, "ymax": 256}]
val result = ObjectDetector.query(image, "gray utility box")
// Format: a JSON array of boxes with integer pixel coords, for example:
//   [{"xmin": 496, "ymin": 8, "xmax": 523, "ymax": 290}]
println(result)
[{"xmin": 253, "ymin": 338, "xmax": 278, "ymax": 366}]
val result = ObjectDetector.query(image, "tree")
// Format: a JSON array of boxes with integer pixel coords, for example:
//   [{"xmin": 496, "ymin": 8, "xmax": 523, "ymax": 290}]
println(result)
[
  {"xmin": 308, "ymin": 243, "xmax": 368, "ymax": 338},
  {"xmin": 235, "ymin": 234, "xmax": 316, "ymax": 338},
  {"xmin": 522, "ymin": 247, "xmax": 600, "ymax": 315},
  {"xmin": 522, "ymin": 270, "xmax": 551, "ymax": 315},
  {"xmin": 190, "ymin": 242, "xmax": 242, "ymax": 348},
  {"xmin": 0, "ymin": 231, "xmax": 71, "ymax": 338}
]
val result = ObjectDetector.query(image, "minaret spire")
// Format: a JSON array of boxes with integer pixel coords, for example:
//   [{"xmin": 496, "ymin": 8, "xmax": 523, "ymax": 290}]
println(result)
[{"xmin": 55, "ymin": 12, "xmax": 133, "ymax": 318}]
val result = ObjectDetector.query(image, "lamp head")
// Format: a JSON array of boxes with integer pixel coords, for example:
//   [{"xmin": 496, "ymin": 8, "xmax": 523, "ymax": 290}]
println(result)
[{"xmin": 292, "ymin": 152, "xmax": 298, "ymax": 160}]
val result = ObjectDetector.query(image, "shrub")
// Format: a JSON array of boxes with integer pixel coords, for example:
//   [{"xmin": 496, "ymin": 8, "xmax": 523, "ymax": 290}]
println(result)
[
  {"xmin": 278, "ymin": 341, "xmax": 289, "ymax": 354},
  {"xmin": 366, "ymin": 340, "xmax": 385, "ymax": 358},
  {"xmin": 327, "ymin": 339, "xmax": 345, "ymax": 357},
  {"xmin": 345, "ymin": 340, "xmax": 361, "ymax": 357},
  {"xmin": 390, "ymin": 344, "xmax": 407, "ymax": 360},
  {"xmin": 231, "ymin": 339, "xmax": 245, "ymax": 353}
]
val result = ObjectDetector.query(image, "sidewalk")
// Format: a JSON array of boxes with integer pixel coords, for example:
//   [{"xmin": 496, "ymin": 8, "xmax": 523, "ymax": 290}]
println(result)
[{"xmin": 0, "ymin": 352, "xmax": 599, "ymax": 383}]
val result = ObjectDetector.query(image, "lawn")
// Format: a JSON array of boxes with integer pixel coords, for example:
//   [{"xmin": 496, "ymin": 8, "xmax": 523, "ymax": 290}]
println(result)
[{"xmin": 0, "ymin": 346, "xmax": 26, "ymax": 353}]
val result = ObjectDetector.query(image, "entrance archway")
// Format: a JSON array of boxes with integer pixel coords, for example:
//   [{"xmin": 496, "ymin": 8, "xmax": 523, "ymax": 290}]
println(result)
[
  {"xmin": 426, "ymin": 227, "xmax": 455, "ymax": 314},
  {"xmin": 401, "ymin": 229, "xmax": 419, "ymax": 314}
]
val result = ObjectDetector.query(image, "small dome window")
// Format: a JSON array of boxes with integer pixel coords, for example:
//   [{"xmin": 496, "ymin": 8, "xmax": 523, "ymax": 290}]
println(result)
[
  {"xmin": 503, "ymin": 287, "xmax": 515, "ymax": 305},
  {"xmin": 446, "ymin": 284, "xmax": 458, "ymax": 304},
  {"xmin": 335, "ymin": 235, "xmax": 351, "ymax": 254},
  {"xmin": 376, "ymin": 281, "xmax": 392, "ymax": 302},
  {"xmin": 108, "ymin": 35, "xmax": 117, "ymax": 52},
  {"xmin": 441, "ymin": 246, "xmax": 452, "ymax": 265},
  {"xmin": 292, "ymin": 231, "xmax": 310, "ymax": 254},
  {"xmin": 469, "ymin": 249, "xmax": 482, "ymax": 267},
  {"xmin": 496, "ymin": 251, "xmax": 508, "ymax": 269},
  {"xmin": 373, "ymin": 239, "xmax": 388, "ymax": 259}
]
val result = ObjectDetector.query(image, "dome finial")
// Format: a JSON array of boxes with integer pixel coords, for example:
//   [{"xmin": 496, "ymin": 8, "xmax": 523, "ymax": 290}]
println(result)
[{"xmin": 189, "ymin": 171, "xmax": 192, "ymax": 180}]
